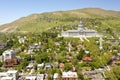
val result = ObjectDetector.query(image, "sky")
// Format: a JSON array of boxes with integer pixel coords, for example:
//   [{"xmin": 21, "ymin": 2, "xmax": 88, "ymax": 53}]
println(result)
[{"xmin": 0, "ymin": 0, "xmax": 120, "ymax": 25}]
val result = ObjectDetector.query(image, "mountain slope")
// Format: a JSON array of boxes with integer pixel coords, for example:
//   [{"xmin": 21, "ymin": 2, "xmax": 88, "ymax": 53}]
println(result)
[{"xmin": 0, "ymin": 8, "xmax": 120, "ymax": 33}]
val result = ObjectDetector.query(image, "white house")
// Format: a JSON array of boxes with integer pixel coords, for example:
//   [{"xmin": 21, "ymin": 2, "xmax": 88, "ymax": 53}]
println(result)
[
  {"xmin": 62, "ymin": 71, "xmax": 78, "ymax": 80},
  {"xmin": 7, "ymin": 70, "xmax": 19, "ymax": 80},
  {"xmin": 0, "ymin": 70, "xmax": 18, "ymax": 80},
  {"xmin": 0, "ymin": 72, "xmax": 7, "ymax": 77},
  {"xmin": 2, "ymin": 50, "xmax": 16, "ymax": 61},
  {"xmin": 37, "ymin": 63, "xmax": 44, "ymax": 70},
  {"xmin": 26, "ymin": 63, "xmax": 34, "ymax": 69},
  {"xmin": 18, "ymin": 38, "xmax": 25, "ymax": 44},
  {"xmin": 0, "ymin": 77, "xmax": 13, "ymax": 80},
  {"xmin": 18, "ymin": 36, "xmax": 27, "ymax": 44},
  {"xmin": 25, "ymin": 76, "xmax": 37, "ymax": 80},
  {"xmin": 37, "ymin": 74, "xmax": 44, "ymax": 80},
  {"xmin": 53, "ymin": 73, "xmax": 59, "ymax": 80}
]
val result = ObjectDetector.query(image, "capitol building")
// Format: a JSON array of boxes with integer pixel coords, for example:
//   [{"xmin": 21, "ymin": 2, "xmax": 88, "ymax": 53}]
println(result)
[{"xmin": 61, "ymin": 21, "xmax": 99, "ymax": 37}]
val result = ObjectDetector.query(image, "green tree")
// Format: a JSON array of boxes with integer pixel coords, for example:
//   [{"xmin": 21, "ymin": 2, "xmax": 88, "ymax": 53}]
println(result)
[
  {"xmin": 64, "ymin": 63, "xmax": 73, "ymax": 71},
  {"xmin": 0, "ymin": 62, "xmax": 3, "ymax": 67},
  {"xmin": 77, "ymin": 49, "xmax": 85, "ymax": 60},
  {"xmin": 35, "ymin": 52, "xmax": 49, "ymax": 63}
]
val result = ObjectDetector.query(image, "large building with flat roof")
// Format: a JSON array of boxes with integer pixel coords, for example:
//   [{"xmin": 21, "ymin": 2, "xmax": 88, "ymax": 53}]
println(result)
[{"xmin": 61, "ymin": 21, "xmax": 99, "ymax": 37}]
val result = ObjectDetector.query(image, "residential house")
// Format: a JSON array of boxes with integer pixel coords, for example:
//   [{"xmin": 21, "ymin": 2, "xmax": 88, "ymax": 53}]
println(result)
[
  {"xmin": 53, "ymin": 73, "xmax": 59, "ymax": 80},
  {"xmin": 7, "ymin": 70, "xmax": 19, "ymax": 80},
  {"xmin": 37, "ymin": 74, "xmax": 44, "ymax": 80},
  {"xmin": 25, "ymin": 76, "xmax": 37, "ymax": 80},
  {"xmin": 45, "ymin": 63, "xmax": 52, "ymax": 69},
  {"xmin": 0, "ymin": 77, "xmax": 13, "ymax": 80},
  {"xmin": 62, "ymin": 71, "xmax": 78, "ymax": 80},
  {"xmin": 82, "ymin": 57, "xmax": 93, "ymax": 62},
  {"xmin": 2, "ymin": 50, "xmax": 16, "ymax": 61},
  {"xmin": 26, "ymin": 62, "xmax": 34, "ymax": 70},
  {"xmin": 4, "ymin": 57, "xmax": 19, "ymax": 67},
  {"xmin": 0, "ymin": 70, "xmax": 18, "ymax": 80},
  {"xmin": 37, "ymin": 63, "xmax": 44, "ymax": 70},
  {"xmin": 2, "ymin": 50, "xmax": 19, "ymax": 67},
  {"xmin": 0, "ymin": 72, "xmax": 7, "ymax": 78},
  {"xmin": 18, "ymin": 38, "xmax": 25, "ymax": 44},
  {"xmin": 27, "ymin": 43, "xmax": 41, "ymax": 54},
  {"xmin": 82, "ymin": 70, "xmax": 104, "ymax": 80},
  {"xmin": 18, "ymin": 36, "xmax": 27, "ymax": 44}
]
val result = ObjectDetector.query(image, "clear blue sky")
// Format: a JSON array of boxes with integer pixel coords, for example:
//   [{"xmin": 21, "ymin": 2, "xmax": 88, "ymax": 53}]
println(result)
[{"xmin": 0, "ymin": 0, "xmax": 120, "ymax": 25}]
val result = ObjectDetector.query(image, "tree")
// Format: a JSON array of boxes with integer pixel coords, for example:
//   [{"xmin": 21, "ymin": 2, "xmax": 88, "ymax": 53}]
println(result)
[
  {"xmin": 34, "ymin": 63, "xmax": 37, "ymax": 71},
  {"xmin": 20, "ymin": 59, "xmax": 28, "ymax": 69},
  {"xmin": 112, "ymin": 66, "xmax": 120, "ymax": 79},
  {"xmin": 0, "ymin": 62, "xmax": 3, "ymax": 67},
  {"xmin": 35, "ymin": 52, "xmax": 49, "ymax": 63},
  {"xmin": 77, "ymin": 49, "xmax": 85, "ymax": 60},
  {"xmin": 64, "ymin": 63, "xmax": 73, "ymax": 71},
  {"xmin": 39, "ymin": 68, "xmax": 45, "ymax": 74},
  {"xmin": 24, "ymin": 54, "xmax": 31, "ymax": 61}
]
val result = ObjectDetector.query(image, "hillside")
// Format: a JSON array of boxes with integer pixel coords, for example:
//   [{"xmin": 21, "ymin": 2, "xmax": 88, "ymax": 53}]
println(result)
[{"xmin": 0, "ymin": 8, "xmax": 120, "ymax": 33}]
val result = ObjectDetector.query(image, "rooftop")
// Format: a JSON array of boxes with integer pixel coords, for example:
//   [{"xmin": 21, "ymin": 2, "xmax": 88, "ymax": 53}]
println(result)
[
  {"xmin": 26, "ymin": 76, "xmax": 37, "ymax": 80},
  {"xmin": 53, "ymin": 73, "xmax": 59, "ymax": 78},
  {"xmin": 2, "ymin": 50, "xmax": 16, "ymax": 59},
  {"xmin": 62, "ymin": 71, "xmax": 78, "ymax": 78},
  {"xmin": 0, "ymin": 72, "xmax": 7, "ymax": 77},
  {"xmin": 0, "ymin": 77, "xmax": 13, "ymax": 80},
  {"xmin": 82, "ymin": 57, "xmax": 93, "ymax": 62},
  {"xmin": 7, "ymin": 70, "xmax": 18, "ymax": 73}
]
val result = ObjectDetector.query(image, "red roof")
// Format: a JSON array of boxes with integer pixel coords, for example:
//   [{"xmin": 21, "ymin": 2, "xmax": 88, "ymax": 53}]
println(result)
[
  {"xmin": 82, "ymin": 57, "xmax": 93, "ymax": 62},
  {"xmin": 4, "ymin": 57, "xmax": 19, "ymax": 67}
]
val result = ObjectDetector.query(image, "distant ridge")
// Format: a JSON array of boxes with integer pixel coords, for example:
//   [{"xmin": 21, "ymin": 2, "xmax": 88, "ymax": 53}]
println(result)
[{"xmin": 0, "ymin": 8, "xmax": 119, "ymax": 33}]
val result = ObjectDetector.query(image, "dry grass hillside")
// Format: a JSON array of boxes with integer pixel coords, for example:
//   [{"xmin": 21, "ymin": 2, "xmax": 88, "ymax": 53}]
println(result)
[{"xmin": 0, "ymin": 8, "xmax": 119, "ymax": 33}]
